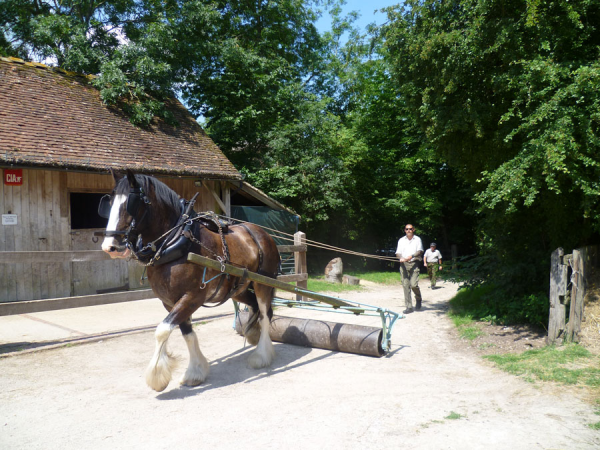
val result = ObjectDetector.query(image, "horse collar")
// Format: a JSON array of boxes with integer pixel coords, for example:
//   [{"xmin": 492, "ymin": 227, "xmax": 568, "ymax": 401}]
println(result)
[{"xmin": 137, "ymin": 197, "xmax": 199, "ymax": 266}]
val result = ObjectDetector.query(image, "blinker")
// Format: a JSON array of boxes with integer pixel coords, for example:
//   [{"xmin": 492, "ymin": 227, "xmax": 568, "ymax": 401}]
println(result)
[
  {"xmin": 98, "ymin": 194, "xmax": 112, "ymax": 219},
  {"xmin": 98, "ymin": 189, "xmax": 147, "ymax": 220},
  {"xmin": 127, "ymin": 192, "xmax": 142, "ymax": 217}
]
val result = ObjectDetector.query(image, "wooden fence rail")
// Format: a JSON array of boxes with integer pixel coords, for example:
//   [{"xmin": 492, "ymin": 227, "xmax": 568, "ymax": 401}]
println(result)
[
  {"xmin": 0, "ymin": 231, "xmax": 309, "ymax": 315},
  {"xmin": 547, "ymin": 245, "xmax": 598, "ymax": 344}
]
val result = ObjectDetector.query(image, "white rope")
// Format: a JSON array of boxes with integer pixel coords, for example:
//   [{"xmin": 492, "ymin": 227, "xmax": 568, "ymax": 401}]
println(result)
[{"xmin": 216, "ymin": 214, "xmax": 399, "ymax": 262}]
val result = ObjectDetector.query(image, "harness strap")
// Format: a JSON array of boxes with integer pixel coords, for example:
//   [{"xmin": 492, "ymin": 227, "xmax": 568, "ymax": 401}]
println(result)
[
  {"xmin": 239, "ymin": 223, "xmax": 277, "ymax": 278},
  {"xmin": 199, "ymin": 266, "xmax": 226, "ymax": 290},
  {"xmin": 239, "ymin": 224, "xmax": 263, "ymax": 271},
  {"xmin": 201, "ymin": 272, "xmax": 227, "ymax": 307},
  {"xmin": 201, "ymin": 266, "xmax": 250, "ymax": 309}
]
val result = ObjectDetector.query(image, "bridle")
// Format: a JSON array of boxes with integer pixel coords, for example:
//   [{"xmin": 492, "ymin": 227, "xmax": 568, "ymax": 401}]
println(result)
[{"xmin": 96, "ymin": 186, "xmax": 152, "ymax": 255}]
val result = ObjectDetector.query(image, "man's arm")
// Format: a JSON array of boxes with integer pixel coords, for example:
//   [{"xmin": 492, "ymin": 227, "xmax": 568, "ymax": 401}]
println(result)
[
  {"xmin": 412, "ymin": 249, "xmax": 424, "ymax": 262},
  {"xmin": 396, "ymin": 239, "xmax": 404, "ymax": 262}
]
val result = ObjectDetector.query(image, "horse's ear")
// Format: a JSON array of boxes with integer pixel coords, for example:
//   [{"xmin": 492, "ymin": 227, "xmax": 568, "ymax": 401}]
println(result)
[
  {"xmin": 110, "ymin": 169, "xmax": 124, "ymax": 185},
  {"xmin": 126, "ymin": 169, "xmax": 138, "ymax": 188}
]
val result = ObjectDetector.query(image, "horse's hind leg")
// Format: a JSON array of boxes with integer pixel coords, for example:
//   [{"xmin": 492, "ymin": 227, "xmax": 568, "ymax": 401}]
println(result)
[
  {"xmin": 179, "ymin": 319, "xmax": 210, "ymax": 387},
  {"xmin": 247, "ymin": 283, "xmax": 275, "ymax": 369},
  {"xmin": 233, "ymin": 289, "xmax": 261, "ymax": 345},
  {"xmin": 146, "ymin": 321, "xmax": 177, "ymax": 392}
]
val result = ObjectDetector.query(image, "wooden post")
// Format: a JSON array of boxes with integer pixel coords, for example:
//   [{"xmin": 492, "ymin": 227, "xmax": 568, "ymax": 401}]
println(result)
[
  {"xmin": 294, "ymin": 231, "xmax": 307, "ymax": 301},
  {"xmin": 547, "ymin": 248, "xmax": 568, "ymax": 344},
  {"xmin": 566, "ymin": 249, "xmax": 585, "ymax": 343},
  {"xmin": 221, "ymin": 181, "xmax": 231, "ymax": 217}
]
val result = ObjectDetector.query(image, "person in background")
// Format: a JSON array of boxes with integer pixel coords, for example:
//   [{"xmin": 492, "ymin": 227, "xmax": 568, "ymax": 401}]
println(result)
[
  {"xmin": 424, "ymin": 242, "xmax": 443, "ymax": 289},
  {"xmin": 395, "ymin": 224, "xmax": 423, "ymax": 313}
]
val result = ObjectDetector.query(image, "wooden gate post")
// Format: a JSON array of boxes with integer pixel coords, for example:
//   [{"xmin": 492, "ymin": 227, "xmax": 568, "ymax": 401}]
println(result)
[
  {"xmin": 566, "ymin": 249, "xmax": 585, "ymax": 343},
  {"xmin": 294, "ymin": 231, "xmax": 307, "ymax": 301},
  {"xmin": 547, "ymin": 248, "xmax": 568, "ymax": 344}
]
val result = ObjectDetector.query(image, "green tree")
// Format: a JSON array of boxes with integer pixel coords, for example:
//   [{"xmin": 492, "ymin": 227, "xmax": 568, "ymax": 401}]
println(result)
[
  {"xmin": 313, "ymin": 8, "xmax": 474, "ymax": 257},
  {"xmin": 0, "ymin": 0, "xmax": 326, "ymax": 129},
  {"xmin": 383, "ymin": 0, "xmax": 600, "ymax": 324}
]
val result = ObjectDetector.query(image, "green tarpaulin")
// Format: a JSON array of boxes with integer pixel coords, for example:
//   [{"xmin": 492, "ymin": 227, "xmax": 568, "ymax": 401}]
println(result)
[
  {"xmin": 230, "ymin": 206, "xmax": 299, "ymax": 246},
  {"xmin": 230, "ymin": 207, "xmax": 300, "ymax": 274}
]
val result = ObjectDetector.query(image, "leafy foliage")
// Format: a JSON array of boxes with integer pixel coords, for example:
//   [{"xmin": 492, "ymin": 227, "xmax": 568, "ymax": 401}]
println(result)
[
  {"xmin": 382, "ymin": 0, "xmax": 600, "ymax": 324},
  {"xmin": 449, "ymin": 283, "xmax": 548, "ymax": 326},
  {"xmin": 1, "ymin": 0, "xmax": 324, "ymax": 128}
]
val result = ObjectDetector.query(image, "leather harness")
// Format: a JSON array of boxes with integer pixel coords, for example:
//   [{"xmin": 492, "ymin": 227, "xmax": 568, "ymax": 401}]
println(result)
[{"xmin": 121, "ymin": 194, "xmax": 271, "ymax": 306}]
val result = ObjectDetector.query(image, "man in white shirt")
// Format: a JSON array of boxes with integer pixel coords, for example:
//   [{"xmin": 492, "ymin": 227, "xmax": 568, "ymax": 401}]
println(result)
[
  {"xmin": 395, "ymin": 224, "xmax": 423, "ymax": 313},
  {"xmin": 424, "ymin": 242, "xmax": 443, "ymax": 288}
]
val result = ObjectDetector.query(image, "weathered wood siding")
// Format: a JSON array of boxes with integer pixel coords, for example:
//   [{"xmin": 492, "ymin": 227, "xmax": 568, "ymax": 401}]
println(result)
[{"xmin": 0, "ymin": 168, "xmax": 221, "ymax": 302}]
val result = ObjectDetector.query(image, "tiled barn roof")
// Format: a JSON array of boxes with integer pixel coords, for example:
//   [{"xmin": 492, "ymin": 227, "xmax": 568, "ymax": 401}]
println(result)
[{"xmin": 0, "ymin": 57, "xmax": 241, "ymax": 180}]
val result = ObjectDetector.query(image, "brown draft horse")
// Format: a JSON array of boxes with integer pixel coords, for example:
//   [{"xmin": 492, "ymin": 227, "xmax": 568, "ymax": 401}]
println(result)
[{"xmin": 99, "ymin": 170, "xmax": 279, "ymax": 392}]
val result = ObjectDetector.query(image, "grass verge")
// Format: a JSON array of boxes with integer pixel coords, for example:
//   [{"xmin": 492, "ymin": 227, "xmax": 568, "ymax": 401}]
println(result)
[
  {"xmin": 448, "ymin": 284, "xmax": 497, "ymax": 321},
  {"xmin": 346, "ymin": 271, "xmax": 401, "ymax": 285},
  {"xmin": 484, "ymin": 344, "xmax": 600, "ymax": 391},
  {"xmin": 448, "ymin": 311, "xmax": 484, "ymax": 341},
  {"xmin": 306, "ymin": 270, "xmax": 403, "ymax": 292},
  {"xmin": 306, "ymin": 277, "xmax": 363, "ymax": 293}
]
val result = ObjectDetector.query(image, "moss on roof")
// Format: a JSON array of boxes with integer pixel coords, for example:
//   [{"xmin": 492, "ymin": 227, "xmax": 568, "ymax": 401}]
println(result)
[{"xmin": 0, "ymin": 57, "xmax": 241, "ymax": 180}]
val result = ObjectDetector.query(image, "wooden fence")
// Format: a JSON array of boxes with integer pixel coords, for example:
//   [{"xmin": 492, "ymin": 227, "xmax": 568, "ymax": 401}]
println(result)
[
  {"xmin": 0, "ymin": 231, "xmax": 308, "ymax": 316},
  {"xmin": 548, "ymin": 245, "xmax": 598, "ymax": 344}
]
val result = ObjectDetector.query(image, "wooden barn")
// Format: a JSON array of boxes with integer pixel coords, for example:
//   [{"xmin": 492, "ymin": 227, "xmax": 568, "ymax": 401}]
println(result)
[{"xmin": 0, "ymin": 56, "xmax": 299, "ymax": 305}]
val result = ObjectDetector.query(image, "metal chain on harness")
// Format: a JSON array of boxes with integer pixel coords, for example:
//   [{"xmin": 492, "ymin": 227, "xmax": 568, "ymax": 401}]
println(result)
[{"xmin": 185, "ymin": 212, "xmax": 230, "ymax": 272}]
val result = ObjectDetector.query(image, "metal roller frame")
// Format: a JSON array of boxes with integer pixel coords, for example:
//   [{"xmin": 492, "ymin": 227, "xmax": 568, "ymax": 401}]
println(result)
[{"xmin": 187, "ymin": 252, "xmax": 401, "ymax": 354}]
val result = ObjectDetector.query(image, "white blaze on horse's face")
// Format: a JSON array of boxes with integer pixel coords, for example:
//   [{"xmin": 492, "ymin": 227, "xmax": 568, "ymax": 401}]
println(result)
[{"xmin": 101, "ymin": 194, "xmax": 131, "ymax": 259}]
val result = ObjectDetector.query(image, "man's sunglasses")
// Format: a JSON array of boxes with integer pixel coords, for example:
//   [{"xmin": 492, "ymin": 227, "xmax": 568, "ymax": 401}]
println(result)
[{"xmin": 405, "ymin": 228, "xmax": 414, "ymax": 231}]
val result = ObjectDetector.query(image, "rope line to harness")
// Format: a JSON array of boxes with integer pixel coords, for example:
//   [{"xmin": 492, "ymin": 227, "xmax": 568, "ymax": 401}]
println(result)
[{"xmin": 215, "ymin": 214, "xmax": 400, "ymax": 262}]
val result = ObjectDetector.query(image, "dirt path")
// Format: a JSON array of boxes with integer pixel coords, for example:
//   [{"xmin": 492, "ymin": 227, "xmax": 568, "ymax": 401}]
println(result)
[{"xmin": 1, "ymin": 281, "xmax": 599, "ymax": 449}]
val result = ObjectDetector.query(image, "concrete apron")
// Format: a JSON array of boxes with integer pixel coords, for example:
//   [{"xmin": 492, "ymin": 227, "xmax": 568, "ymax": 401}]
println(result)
[{"xmin": 0, "ymin": 297, "xmax": 235, "ymax": 356}]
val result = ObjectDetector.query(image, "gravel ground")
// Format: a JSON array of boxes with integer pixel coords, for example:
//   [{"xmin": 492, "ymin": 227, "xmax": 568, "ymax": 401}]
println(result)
[{"xmin": 1, "ymin": 280, "xmax": 599, "ymax": 450}]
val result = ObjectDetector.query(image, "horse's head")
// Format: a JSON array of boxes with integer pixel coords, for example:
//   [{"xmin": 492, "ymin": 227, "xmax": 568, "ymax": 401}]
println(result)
[
  {"xmin": 98, "ymin": 170, "xmax": 182, "ymax": 260},
  {"xmin": 99, "ymin": 170, "xmax": 153, "ymax": 259}
]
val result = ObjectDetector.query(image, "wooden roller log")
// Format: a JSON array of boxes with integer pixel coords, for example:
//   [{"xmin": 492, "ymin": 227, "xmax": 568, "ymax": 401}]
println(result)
[{"xmin": 235, "ymin": 311, "xmax": 384, "ymax": 357}]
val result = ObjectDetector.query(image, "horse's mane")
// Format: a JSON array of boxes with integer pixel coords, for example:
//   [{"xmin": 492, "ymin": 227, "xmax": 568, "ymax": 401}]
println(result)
[{"xmin": 115, "ymin": 174, "xmax": 181, "ymax": 212}]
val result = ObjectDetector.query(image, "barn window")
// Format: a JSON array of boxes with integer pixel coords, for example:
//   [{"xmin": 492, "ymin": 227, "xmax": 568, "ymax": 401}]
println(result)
[{"xmin": 70, "ymin": 193, "xmax": 108, "ymax": 229}]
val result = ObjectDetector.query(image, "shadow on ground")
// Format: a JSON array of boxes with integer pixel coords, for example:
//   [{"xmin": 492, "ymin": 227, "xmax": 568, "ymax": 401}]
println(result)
[{"xmin": 156, "ymin": 342, "xmax": 328, "ymax": 400}]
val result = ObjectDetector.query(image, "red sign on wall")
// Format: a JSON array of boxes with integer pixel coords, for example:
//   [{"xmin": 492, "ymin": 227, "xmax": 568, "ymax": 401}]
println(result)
[{"xmin": 4, "ymin": 169, "xmax": 23, "ymax": 186}]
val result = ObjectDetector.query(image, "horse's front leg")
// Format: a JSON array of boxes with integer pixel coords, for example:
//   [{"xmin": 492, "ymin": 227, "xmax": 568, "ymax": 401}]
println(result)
[
  {"xmin": 146, "ymin": 295, "xmax": 207, "ymax": 392},
  {"xmin": 179, "ymin": 318, "xmax": 210, "ymax": 387},
  {"xmin": 146, "ymin": 321, "xmax": 177, "ymax": 392}
]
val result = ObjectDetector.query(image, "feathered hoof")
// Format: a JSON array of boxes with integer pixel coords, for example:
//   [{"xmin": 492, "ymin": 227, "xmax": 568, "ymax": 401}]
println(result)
[
  {"xmin": 248, "ymin": 345, "xmax": 275, "ymax": 369},
  {"xmin": 180, "ymin": 361, "xmax": 210, "ymax": 387},
  {"xmin": 146, "ymin": 352, "xmax": 177, "ymax": 392}
]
